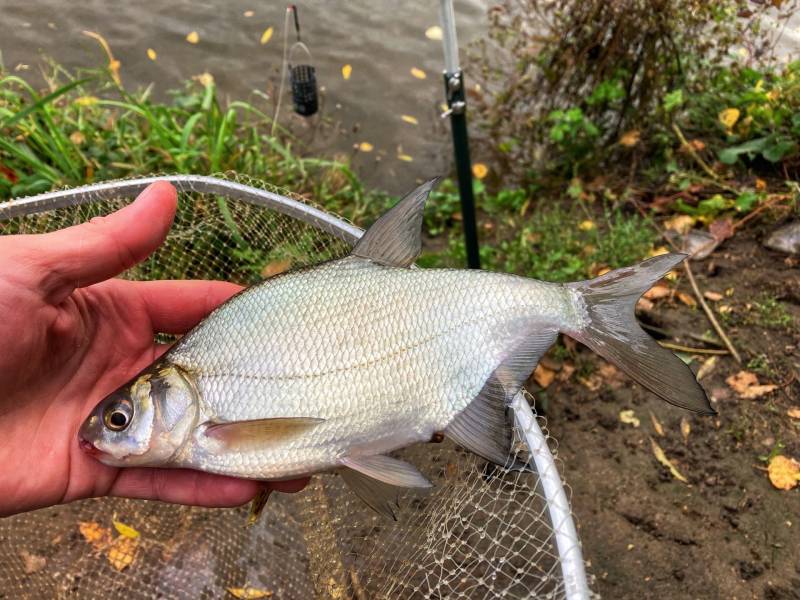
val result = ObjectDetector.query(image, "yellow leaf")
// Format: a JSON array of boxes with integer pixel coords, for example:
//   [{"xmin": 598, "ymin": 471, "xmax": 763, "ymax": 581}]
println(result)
[
  {"xmin": 341, "ymin": 64, "xmax": 352, "ymax": 80},
  {"xmin": 755, "ymin": 178, "xmax": 767, "ymax": 191},
  {"xmin": 650, "ymin": 437, "xmax": 688, "ymax": 483},
  {"xmin": 227, "ymin": 587, "xmax": 273, "ymax": 599},
  {"xmin": 82, "ymin": 30, "xmax": 121, "ymax": 86},
  {"xmin": 676, "ymin": 291, "xmax": 697, "ymax": 308},
  {"xmin": 643, "ymin": 284, "xmax": 670, "ymax": 300},
  {"xmin": 146, "ymin": 48, "xmax": 157, "ymax": 61},
  {"xmin": 650, "ymin": 412, "xmax": 664, "ymax": 436},
  {"xmin": 261, "ymin": 259, "xmax": 291, "ymax": 278},
  {"xmin": 703, "ymin": 291, "xmax": 723, "ymax": 302},
  {"xmin": 788, "ymin": 407, "xmax": 800, "ymax": 419},
  {"xmin": 112, "ymin": 520, "xmax": 140, "ymax": 539},
  {"xmin": 664, "ymin": 214, "xmax": 696, "ymax": 235},
  {"xmin": 726, "ymin": 371, "xmax": 778, "ymax": 399},
  {"xmin": 260, "ymin": 27, "xmax": 273, "ymax": 45},
  {"xmin": 69, "ymin": 131, "xmax": 85, "ymax": 145},
  {"xmin": 578, "ymin": 220, "xmax": 595, "ymax": 231},
  {"xmin": 754, "ymin": 79, "xmax": 764, "ymax": 92},
  {"xmin": 186, "ymin": 31, "xmax": 200, "ymax": 44},
  {"xmin": 619, "ymin": 409, "xmax": 640, "ymax": 427},
  {"xmin": 648, "ymin": 246, "xmax": 670, "ymax": 258},
  {"xmin": 618, "ymin": 130, "xmax": 640, "ymax": 147},
  {"xmin": 718, "ymin": 108, "xmax": 740, "ymax": 129},
  {"xmin": 79, "ymin": 521, "xmax": 112, "ymax": 549},
  {"xmin": 533, "ymin": 364, "xmax": 556, "ymax": 388},
  {"xmin": 106, "ymin": 536, "xmax": 139, "ymax": 571},
  {"xmin": 192, "ymin": 72, "xmax": 215, "ymax": 87},
  {"xmin": 425, "ymin": 26, "xmax": 443, "ymax": 41},
  {"xmin": 768, "ymin": 455, "xmax": 800, "ymax": 491},
  {"xmin": 696, "ymin": 356, "xmax": 717, "ymax": 381},
  {"xmin": 400, "ymin": 114, "xmax": 418, "ymax": 125},
  {"xmin": 74, "ymin": 95, "xmax": 99, "ymax": 107},
  {"xmin": 357, "ymin": 142, "xmax": 373, "ymax": 152},
  {"xmin": 680, "ymin": 417, "xmax": 691, "ymax": 443},
  {"xmin": 472, "ymin": 163, "xmax": 488, "ymax": 179},
  {"xmin": 243, "ymin": 10, "xmax": 254, "ymax": 18},
  {"xmin": 767, "ymin": 89, "xmax": 780, "ymax": 102},
  {"xmin": 410, "ymin": 67, "xmax": 427, "ymax": 80},
  {"xmin": 397, "ymin": 153, "xmax": 414, "ymax": 162}
]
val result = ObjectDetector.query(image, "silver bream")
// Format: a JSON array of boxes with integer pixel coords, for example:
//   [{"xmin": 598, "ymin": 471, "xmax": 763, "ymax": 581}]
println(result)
[{"xmin": 79, "ymin": 179, "xmax": 712, "ymax": 517}]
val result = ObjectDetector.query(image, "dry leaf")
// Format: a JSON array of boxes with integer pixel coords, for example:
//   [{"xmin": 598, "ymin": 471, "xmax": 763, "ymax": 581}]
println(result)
[
  {"xmin": 533, "ymin": 364, "xmax": 555, "ymax": 388},
  {"xmin": 719, "ymin": 107, "xmax": 740, "ymax": 129},
  {"xmin": 82, "ymin": 31, "xmax": 121, "ymax": 86},
  {"xmin": 704, "ymin": 291, "xmax": 723, "ymax": 302},
  {"xmin": 424, "ymin": 25, "xmax": 443, "ymax": 40},
  {"xmin": 357, "ymin": 142, "xmax": 373, "ymax": 152},
  {"xmin": 106, "ymin": 536, "xmax": 139, "ymax": 571},
  {"xmin": 227, "ymin": 587, "xmax": 273, "ymax": 599},
  {"xmin": 558, "ymin": 362, "xmax": 575, "ymax": 382},
  {"xmin": 755, "ymin": 178, "xmax": 767, "ymax": 191},
  {"xmin": 788, "ymin": 407, "xmax": 800, "ymax": 419},
  {"xmin": 472, "ymin": 163, "xmax": 488, "ymax": 179},
  {"xmin": 79, "ymin": 522, "xmax": 112, "ymax": 549},
  {"xmin": 680, "ymin": 417, "xmax": 691, "ymax": 443},
  {"xmin": 643, "ymin": 285, "xmax": 671, "ymax": 300},
  {"xmin": 341, "ymin": 64, "xmax": 352, "ymax": 80},
  {"xmin": 650, "ymin": 437, "xmax": 688, "ymax": 483},
  {"xmin": 260, "ymin": 27, "xmax": 273, "ymax": 45},
  {"xmin": 578, "ymin": 220, "xmax": 595, "ymax": 231},
  {"xmin": 664, "ymin": 214, "xmax": 696, "ymax": 235},
  {"xmin": 618, "ymin": 130, "xmax": 640, "ymax": 147},
  {"xmin": 578, "ymin": 374, "xmax": 602, "ymax": 391},
  {"xmin": 400, "ymin": 114, "xmax": 418, "ymax": 125},
  {"xmin": 636, "ymin": 297, "xmax": 654, "ymax": 312},
  {"xmin": 676, "ymin": 292, "xmax": 697, "ymax": 308},
  {"xmin": 726, "ymin": 371, "xmax": 778, "ymax": 399},
  {"xmin": 768, "ymin": 455, "xmax": 800, "ymax": 491},
  {"xmin": 648, "ymin": 246, "xmax": 670, "ymax": 258},
  {"xmin": 112, "ymin": 520, "xmax": 140, "ymax": 539},
  {"xmin": 69, "ymin": 131, "xmax": 85, "ymax": 145},
  {"xmin": 709, "ymin": 218, "xmax": 734, "ymax": 243},
  {"xmin": 619, "ymin": 409, "xmax": 640, "ymax": 427},
  {"xmin": 410, "ymin": 67, "xmax": 427, "ymax": 79},
  {"xmin": 19, "ymin": 550, "xmax": 46, "ymax": 574},
  {"xmin": 146, "ymin": 48, "xmax": 157, "ymax": 61},
  {"xmin": 689, "ymin": 139, "xmax": 706, "ymax": 151},
  {"xmin": 261, "ymin": 259, "xmax": 291, "ymax": 278},
  {"xmin": 186, "ymin": 31, "xmax": 200, "ymax": 44},
  {"xmin": 193, "ymin": 72, "xmax": 214, "ymax": 87},
  {"xmin": 397, "ymin": 153, "xmax": 413, "ymax": 162},
  {"xmin": 650, "ymin": 412, "xmax": 665, "ymax": 436},
  {"xmin": 696, "ymin": 356, "xmax": 717, "ymax": 381},
  {"xmin": 243, "ymin": 10, "xmax": 255, "ymax": 17}
]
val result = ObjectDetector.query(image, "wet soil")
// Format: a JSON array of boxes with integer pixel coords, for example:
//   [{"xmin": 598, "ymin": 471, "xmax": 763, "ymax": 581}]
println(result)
[{"xmin": 543, "ymin": 224, "xmax": 800, "ymax": 599}]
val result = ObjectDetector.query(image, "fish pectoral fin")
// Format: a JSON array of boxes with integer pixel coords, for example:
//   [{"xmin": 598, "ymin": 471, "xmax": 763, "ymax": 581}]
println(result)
[
  {"xmin": 351, "ymin": 177, "xmax": 440, "ymax": 267},
  {"xmin": 204, "ymin": 417, "xmax": 324, "ymax": 451},
  {"xmin": 446, "ymin": 324, "xmax": 557, "ymax": 470},
  {"xmin": 339, "ymin": 455, "xmax": 433, "ymax": 520}
]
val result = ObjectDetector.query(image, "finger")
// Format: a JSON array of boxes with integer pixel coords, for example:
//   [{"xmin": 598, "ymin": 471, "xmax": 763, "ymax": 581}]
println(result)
[
  {"xmin": 117, "ymin": 279, "xmax": 243, "ymax": 334},
  {"xmin": 32, "ymin": 181, "xmax": 178, "ymax": 302},
  {"xmin": 110, "ymin": 468, "xmax": 261, "ymax": 508},
  {"xmin": 268, "ymin": 477, "xmax": 310, "ymax": 494}
]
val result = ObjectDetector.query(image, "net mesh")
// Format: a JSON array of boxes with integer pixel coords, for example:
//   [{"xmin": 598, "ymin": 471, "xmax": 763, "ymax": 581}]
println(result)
[{"xmin": 0, "ymin": 176, "xmax": 581, "ymax": 599}]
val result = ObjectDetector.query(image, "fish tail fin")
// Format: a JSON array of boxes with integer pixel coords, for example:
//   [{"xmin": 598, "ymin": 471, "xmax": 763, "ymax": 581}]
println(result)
[{"xmin": 566, "ymin": 253, "xmax": 714, "ymax": 415}]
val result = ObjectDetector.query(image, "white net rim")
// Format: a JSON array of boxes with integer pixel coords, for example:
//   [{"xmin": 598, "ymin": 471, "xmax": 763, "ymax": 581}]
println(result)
[{"xmin": 0, "ymin": 175, "xmax": 589, "ymax": 599}]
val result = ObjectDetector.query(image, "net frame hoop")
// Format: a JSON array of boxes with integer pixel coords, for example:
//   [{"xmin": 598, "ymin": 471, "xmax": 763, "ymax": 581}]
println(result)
[{"xmin": 0, "ymin": 175, "xmax": 589, "ymax": 599}]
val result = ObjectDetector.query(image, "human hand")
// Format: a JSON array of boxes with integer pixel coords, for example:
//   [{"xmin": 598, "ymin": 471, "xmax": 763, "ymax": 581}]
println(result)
[{"xmin": 0, "ymin": 181, "xmax": 307, "ymax": 517}]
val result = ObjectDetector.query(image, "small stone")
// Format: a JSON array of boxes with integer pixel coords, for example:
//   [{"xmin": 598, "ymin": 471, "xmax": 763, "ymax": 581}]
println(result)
[{"xmin": 764, "ymin": 221, "xmax": 800, "ymax": 255}]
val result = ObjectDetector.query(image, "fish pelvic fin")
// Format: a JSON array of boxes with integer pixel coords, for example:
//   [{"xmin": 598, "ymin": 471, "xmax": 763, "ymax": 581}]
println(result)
[
  {"xmin": 446, "ymin": 322, "xmax": 556, "ymax": 470},
  {"xmin": 566, "ymin": 252, "xmax": 714, "ymax": 415},
  {"xmin": 204, "ymin": 417, "xmax": 325, "ymax": 451},
  {"xmin": 339, "ymin": 455, "xmax": 432, "ymax": 520},
  {"xmin": 351, "ymin": 177, "xmax": 440, "ymax": 267}
]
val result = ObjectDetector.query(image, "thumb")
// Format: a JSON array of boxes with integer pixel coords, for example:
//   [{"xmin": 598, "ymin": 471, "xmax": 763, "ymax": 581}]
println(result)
[{"xmin": 26, "ymin": 181, "xmax": 177, "ymax": 303}]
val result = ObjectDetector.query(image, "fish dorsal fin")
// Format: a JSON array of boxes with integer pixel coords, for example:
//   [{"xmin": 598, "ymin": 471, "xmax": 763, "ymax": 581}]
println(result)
[
  {"xmin": 351, "ymin": 177, "xmax": 440, "ymax": 267},
  {"xmin": 445, "ymin": 322, "xmax": 558, "ymax": 470},
  {"xmin": 205, "ymin": 417, "xmax": 324, "ymax": 451},
  {"xmin": 339, "ymin": 455, "xmax": 433, "ymax": 520}
]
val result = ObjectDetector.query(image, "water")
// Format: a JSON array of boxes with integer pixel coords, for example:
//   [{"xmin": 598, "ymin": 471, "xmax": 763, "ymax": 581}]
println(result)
[{"xmin": 1, "ymin": 0, "xmax": 488, "ymax": 194}]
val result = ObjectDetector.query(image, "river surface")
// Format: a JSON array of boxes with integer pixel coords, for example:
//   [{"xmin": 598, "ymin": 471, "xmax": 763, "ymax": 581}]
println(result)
[{"xmin": 1, "ymin": 0, "xmax": 488, "ymax": 193}]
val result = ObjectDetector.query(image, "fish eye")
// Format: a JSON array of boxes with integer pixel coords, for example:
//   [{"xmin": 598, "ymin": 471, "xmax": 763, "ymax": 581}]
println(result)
[{"xmin": 103, "ymin": 399, "xmax": 133, "ymax": 432}]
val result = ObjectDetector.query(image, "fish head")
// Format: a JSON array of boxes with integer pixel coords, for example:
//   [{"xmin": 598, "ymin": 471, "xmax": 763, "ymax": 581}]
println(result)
[{"xmin": 78, "ymin": 363, "xmax": 198, "ymax": 466}]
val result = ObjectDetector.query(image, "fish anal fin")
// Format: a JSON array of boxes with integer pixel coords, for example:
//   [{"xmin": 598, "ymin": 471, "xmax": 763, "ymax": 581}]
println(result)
[
  {"xmin": 205, "ymin": 417, "xmax": 324, "ymax": 451},
  {"xmin": 351, "ymin": 178, "xmax": 440, "ymax": 267}
]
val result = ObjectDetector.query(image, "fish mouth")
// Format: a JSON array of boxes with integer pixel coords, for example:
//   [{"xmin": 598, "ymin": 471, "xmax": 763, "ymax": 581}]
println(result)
[{"xmin": 79, "ymin": 437, "xmax": 102, "ymax": 457}]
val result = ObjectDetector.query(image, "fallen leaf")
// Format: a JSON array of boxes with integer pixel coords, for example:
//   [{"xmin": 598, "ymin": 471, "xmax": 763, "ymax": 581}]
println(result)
[
  {"xmin": 726, "ymin": 371, "xmax": 778, "ymax": 399},
  {"xmin": 578, "ymin": 374, "xmax": 602, "ymax": 391},
  {"xmin": 227, "ymin": 587, "xmax": 273, "ymax": 599},
  {"xmin": 558, "ymin": 362, "xmax": 575, "ymax": 382},
  {"xmin": 619, "ymin": 409, "xmax": 640, "ymax": 427},
  {"xmin": 755, "ymin": 178, "xmax": 767, "ymax": 191},
  {"xmin": 648, "ymin": 246, "xmax": 670, "ymax": 258},
  {"xmin": 424, "ymin": 25, "xmax": 443, "ymax": 40},
  {"xmin": 260, "ymin": 27, "xmax": 273, "ymax": 45},
  {"xmin": 768, "ymin": 455, "xmax": 800, "ymax": 491},
  {"xmin": 618, "ymin": 130, "xmax": 640, "ymax": 147},
  {"xmin": 112, "ymin": 520, "xmax": 140, "ymax": 539},
  {"xmin": 19, "ymin": 550, "xmax": 46, "ymax": 574},
  {"xmin": 472, "ymin": 163, "xmax": 488, "ymax": 179},
  {"xmin": 533, "ymin": 364, "xmax": 555, "ymax": 388},
  {"xmin": 243, "ymin": 10, "xmax": 255, "ymax": 17},
  {"xmin": 680, "ymin": 417, "xmax": 691, "ymax": 443},
  {"xmin": 650, "ymin": 437, "xmax": 688, "ymax": 483},
  {"xmin": 261, "ymin": 259, "xmax": 291, "ymax": 278},
  {"xmin": 664, "ymin": 214, "xmax": 696, "ymax": 235},
  {"xmin": 79, "ymin": 522, "xmax": 112, "ymax": 549},
  {"xmin": 643, "ymin": 285, "xmax": 671, "ymax": 300},
  {"xmin": 357, "ymin": 142, "xmax": 373, "ymax": 152},
  {"xmin": 400, "ymin": 114, "xmax": 418, "ymax": 125},
  {"xmin": 650, "ymin": 412, "xmax": 665, "ymax": 436},
  {"xmin": 146, "ymin": 48, "xmax": 157, "ymax": 61},
  {"xmin": 69, "ymin": 131, "xmax": 85, "ymax": 145},
  {"xmin": 106, "ymin": 536, "xmax": 139, "ymax": 571},
  {"xmin": 704, "ymin": 291, "xmax": 723, "ymax": 302},
  {"xmin": 697, "ymin": 356, "xmax": 717, "ymax": 380},
  {"xmin": 578, "ymin": 220, "xmax": 595, "ymax": 231},
  {"xmin": 719, "ymin": 107, "xmax": 740, "ymax": 129},
  {"xmin": 74, "ymin": 95, "xmax": 100, "ymax": 107},
  {"xmin": 788, "ymin": 407, "xmax": 800, "ymax": 419},
  {"xmin": 676, "ymin": 292, "xmax": 697, "ymax": 307},
  {"xmin": 186, "ymin": 31, "xmax": 200, "ymax": 44},
  {"xmin": 689, "ymin": 139, "xmax": 706, "ymax": 151},
  {"xmin": 709, "ymin": 218, "xmax": 734, "ymax": 243},
  {"xmin": 636, "ymin": 297, "xmax": 654, "ymax": 312},
  {"xmin": 397, "ymin": 153, "xmax": 413, "ymax": 162},
  {"xmin": 410, "ymin": 67, "xmax": 427, "ymax": 79},
  {"xmin": 341, "ymin": 64, "xmax": 352, "ymax": 80},
  {"xmin": 193, "ymin": 72, "xmax": 214, "ymax": 87}
]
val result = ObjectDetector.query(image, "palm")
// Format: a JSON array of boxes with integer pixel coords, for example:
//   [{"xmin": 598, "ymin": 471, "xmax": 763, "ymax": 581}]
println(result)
[{"xmin": 0, "ymin": 182, "xmax": 305, "ymax": 517}]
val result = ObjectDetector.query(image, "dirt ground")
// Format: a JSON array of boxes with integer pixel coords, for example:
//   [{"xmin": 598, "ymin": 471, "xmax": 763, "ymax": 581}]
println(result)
[{"xmin": 542, "ymin": 224, "xmax": 800, "ymax": 599}]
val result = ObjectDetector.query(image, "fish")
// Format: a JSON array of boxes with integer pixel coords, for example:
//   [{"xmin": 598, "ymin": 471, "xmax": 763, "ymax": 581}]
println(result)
[{"xmin": 79, "ymin": 178, "xmax": 713, "ymax": 518}]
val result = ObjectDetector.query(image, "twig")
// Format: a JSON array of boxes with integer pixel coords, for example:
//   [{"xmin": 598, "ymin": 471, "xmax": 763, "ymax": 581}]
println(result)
[
  {"xmin": 683, "ymin": 261, "xmax": 742, "ymax": 364},
  {"xmin": 671, "ymin": 123, "xmax": 739, "ymax": 194},
  {"xmin": 640, "ymin": 322, "xmax": 725, "ymax": 348},
  {"xmin": 733, "ymin": 193, "xmax": 791, "ymax": 231},
  {"xmin": 657, "ymin": 341, "xmax": 729, "ymax": 355}
]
